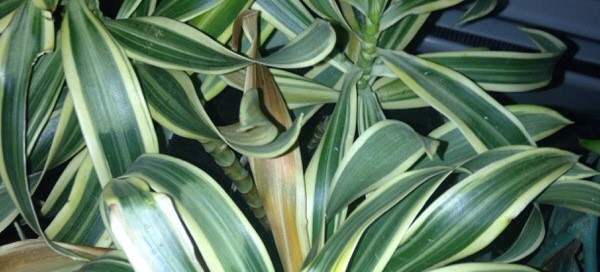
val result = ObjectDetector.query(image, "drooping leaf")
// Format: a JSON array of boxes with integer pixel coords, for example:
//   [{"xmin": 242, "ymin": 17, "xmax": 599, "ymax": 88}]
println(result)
[
  {"xmin": 106, "ymin": 17, "xmax": 335, "ymax": 73},
  {"xmin": 381, "ymin": 50, "xmax": 533, "ymax": 153},
  {"xmin": 0, "ymin": 0, "xmax": 57, "ymax": 247},
  {"xmin": 124, "ymin": 154, "xmax": 275, "ymax": 272},
  {"xmin": 420, "ymin": 28, "xmax": 566, "ymax": 92},
  {"xmin": 327, "ymin": 120, "xmax": 438, "ymax": 216},
  {"xmin": 0, "ymin": 240, "xmax": 90, "ymax": 272},
  {"xmin": 380, "ymin": 0, "xmax": 463, "ymax": 31},
  {"xmin": 305, "ymin": 68, "xmax": 361, "ymax": 248},
  {"xmin": 103, "ymin": 178, "xmax": 204, "ymax": 272},
  {"xmin": 62, "ymin": 0, "xmax": 159, "ymax": 184},
  {"xmin": 41, "ymin": 149, "xmax": 87, "ymax": 218},
  {"xmin": 153, "ymin": 0, "xmax": 220, "ymax": 21},
  {"xmin": 385, "ymin": 148, "xmax": 577, "ymax": 271},
  {"xmin": 537, "ymin": 179, "xmax": 600, "ymax": 216},
  {"xmin": 305, "ymin": 168, "xmax": 452, "ymax": 272},
  {"xmin": 456, "ymin": 0, "xmax": 497, "ymax": 25},
  {"xmin": 493, "ymin": 205, "xmax": 545, "ymax": 263}
]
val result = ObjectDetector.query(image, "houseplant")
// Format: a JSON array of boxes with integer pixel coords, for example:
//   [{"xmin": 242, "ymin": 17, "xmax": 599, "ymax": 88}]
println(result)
[{"xmin": 0, "ymin": 0, "xmax": 598, "ymax": 271}]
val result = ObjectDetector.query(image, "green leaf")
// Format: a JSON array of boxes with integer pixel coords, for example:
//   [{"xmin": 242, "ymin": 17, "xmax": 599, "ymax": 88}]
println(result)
[
  {"xmin": 124, "ymin": 154, "xmax": 274, "ymax": 272},
  {"xmin": 116, "ymin": 0, "xmax": 142, "ymax": 19},
  {"xmin": 41, "ymin": 149, "xmax": 87, "ymax": 218},
  {"xmin": 27, "ymin": 33, "xmax": 64, "ymax": 156},
  {"xmin": 32, "ymin": 0, "xmax": 60, "ymax": 11},
  {"xmin": 0, "ymin": 0, "xmax": 21, "ymax": 19},
  {"xmin": 379, "ymin": 14, "xmax": 430, "ymax": 50},
  {"xmin": 221, "ymin": 68, "xmax": 339, "ymax": 109},
  {"xmin": 130, "ymin": 0, "xmax": 156, "ymax": 17},
  {"xmin": 305, "ymin": 68, "xmax": 360, "ymax": 247},
  {"xmin": 413, "ymin": 105, "xmax": 572, "ymax": 169},
  {"xmin": 106, "ymin": 17, "xmax": 335, "ymax": 73},
  {"xmin": 305, "ymin": 168, "xmax": 452, "ymax": 272},
  {"xmin": 327, "ymin": 120, "xmax": 438, "ymax": 216},
  {"xmin": 0, "ymin": 0, "xmax": 55, "ymax": 243},
  {"xmin": 493, "ymin": 205, "xmax": 545, "ymax": 263},
  {"xmin": 385, "ymin": 147, "xmax": 577, "ymax": 271},
  {"xmin": 153, "ymin": 0, "xmax": 220, "ymax": 21},
  {"xmin": 348, "ymin": 175, "xmax": 446, "ymax": 271},
  {"xmin": 252, "ymin": 0, "xmax": 313, "ymax": 37},
  {"xmin": 380, "ymin": 0, "xmax": 463, "ymax": 31},
  {"xmin": 381, "ymin": 50, "xmax": 533, "ymax": 153},
  {"xmin": 62, "ymin": 0, "xmax": 159, "ymax": 185},
  {"xmin": 372, "ymin": 76, "xmax": 427, "ymax": 109},
  {"xmin": 430, "ymin": 262, "xmax": 538, "ymax": 272},
  {"xmin": 103, "ymin": 178, "xmax": 203, "ymax": 272},
  {"xmin": 537, "ymin": 179, "xmax": 600, "ymax": 216},
  {"xmin": 456, "ymin": 0, "xmax": 497, "ymax": 25},
  {"xmin": 420, "ymin": 28, "xmax": 566, "ymax": 92},
  {"xmin": 189, "ymin": 0, "xmax": 252, "ymax": 41},
  {"xmin": 46, "ymin": 153, "xmax": 109, "ymax": 247},
  {"xmin": 77, "ymin": 251, "xmax": 133, "ymax": 272},
  {"xmin": 579, "ymin": 138, "xmax": 600, "ymax": 154},
  {"xmin": 357, "ymin": 90, "xmax": 387, "ymax": 133}
]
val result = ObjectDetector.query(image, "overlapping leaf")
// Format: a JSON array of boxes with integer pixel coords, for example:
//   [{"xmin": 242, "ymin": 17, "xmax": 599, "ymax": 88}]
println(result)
[
  {"xmin": 493, "ymin": 205, "xmax": 545, "ymax": 263},
  {"xmin": 537, "ymin": 179, "xmax": 600, "ymax": 216},
  {"xmin": 381, "ymin": 50, "xmax": 533, "ymax": 153},
  {"xmin": 124, "ymin": 154, "xmax": 275, "ymax": 272},
  {"xmin": 456, "ymin": 0, "xmax": 497, "ymax": 25},
  {"xmin": 385, "ymin": 148, "xmax": 577, "ymax": 271},
  {"xmin": 380, "ymin": 0, "xmax": 463, "ymax": 30}
]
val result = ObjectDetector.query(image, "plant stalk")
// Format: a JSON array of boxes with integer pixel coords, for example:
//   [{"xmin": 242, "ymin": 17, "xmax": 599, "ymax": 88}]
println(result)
[{"xmin": 200, "ymin": 139, "xmax": 269, "ymax": 229}]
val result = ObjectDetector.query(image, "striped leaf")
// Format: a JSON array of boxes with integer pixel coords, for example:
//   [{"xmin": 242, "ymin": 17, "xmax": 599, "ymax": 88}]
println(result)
[
  {"xmin": 306, "ymin": 68, "xmax": 360, "ymax": 246},
  {"xmin": 327, "ymin": 120, "xmax": 438, "ymax": 216},
  {"xmin": 103, "ymin": 178, "xmax": 203, "ymax": 272},
  {"xmin": 41, "ymin": 150, "xmax": 87, "ymax": 218},
  {"xmin": 380, "ymin": 0, "xmax": 463, "ymax": 31},
  {"xmin": 130, "ymin": 0, "xmax": 156, "ymax": 17},
  {"xmin": 77, "ymin": 251, "xmax": 133, "ymax": 272},
  {"xmin": 252, "ymin": 0, "xmax": 313, "ymax": 38},
  {"xmin": 153, "ymin": 0, "xmax": 220, "ymax": 21},
  {"xmin": 0, "ymin": 0, "xmax": 54, "ymax": 240},
  {"xmin": 221, "ymin": 68, "xmax": 339, "ymax": 109},
  {"xmin": 32, "ymin": 0, "xmax": 59, "ymax": 11},
  {"xmin": 136, "ymin": 63, "xmax": 304, "ymax": 157},
  {"xmin": 62, "ymin": 0, "xmax": 159, "ymax": 184},
  {"xmin": 0, "ymin": 240, "xmax": 88, "ymax": 272},
  {"xmin": 557, "ymin": 162, "xmax": 598, "ymax": 181},
  {"xmin": 124, "ymin": 154, "xmax": 274, "ymax": 272},
  {"xmin": 116, "ymin": 0, "xmax": 142, "ymax": 19},
  {"xmin": 106, "ymin": 17, "xmax": 335, "ymax": 74},
  {"xmin": 357, "ymin": 90, "xmax": 387, "ymax": 133},
  {"xmin": 431, "ymin": 263, "xmax": 537, "ymax": 272},
  {"xmin": 385, "ymin": 148, "xmax": 578, "ymax": 271},
  {"xmin": 456, "ymin": 0, "xmax": 497, "ymax": 25},
  {"xmin": 46, "ymin": 153, "xmax": 109, "ymax": 247},
  {"xmin": 0, "ymin": 11, "xmax": 14, "ymax": 33},
  {"xmin": 189, "ymin": 0, "xmax": 253, "ymax": 42},
  {"xmin": 305, "ymin": 168, "xmax": 452, "ymax": 272},
  {"xmin": 0, "ymin": 0, "xmax": 21, "ymax": 19},
  {"xmin": 27, "ymin": 33, "xmax": 64, "ymax": 156},
  {"xmin": 493, "ymin": 205, "xmax": 545, "ymax": 263},
  {"xmin": 381, "ymin": 49, "xmax": 534, "ymax": 153},
  {"xmin": 420, "ymin": 29, "xmax": 566, "ymax": 92},
  {"xmin": 303, "ymin": 0, "xmax": 349, "ymax": 30},
  {"xmin": 379, "ymin": 14, "xmax": 429, "ymax": 50},
  {"xmin": 537, "ymin": 179, "xmax": 600, "ymax": 216},
  {"xmin": 413, "ymin": 105, "xmax": 573, "ymax": 169},
  {"xmin": 348, "ymin": 175, "xmax": 447, "ymax": 271},
  {"xmin": 372, "ymin": 76, "xmax": 428, "ymax": 109}
]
